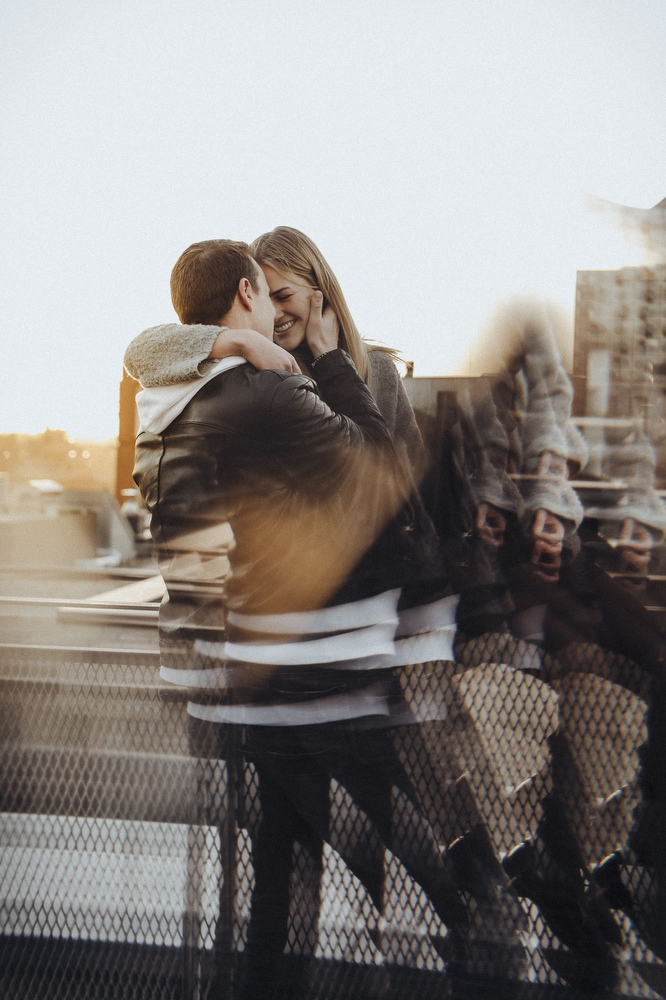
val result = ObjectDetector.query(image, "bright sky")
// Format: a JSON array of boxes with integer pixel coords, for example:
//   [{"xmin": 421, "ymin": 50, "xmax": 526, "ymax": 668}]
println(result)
[{"xmin": 2, "ymin": 0, "xmax": 665, "ymax": 440}]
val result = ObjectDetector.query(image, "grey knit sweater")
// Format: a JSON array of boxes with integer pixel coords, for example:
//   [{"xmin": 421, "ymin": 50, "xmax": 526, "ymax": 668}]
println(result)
[{"xmin": 455, "ymin": 321, "xmax": 586, "ymax": 534}]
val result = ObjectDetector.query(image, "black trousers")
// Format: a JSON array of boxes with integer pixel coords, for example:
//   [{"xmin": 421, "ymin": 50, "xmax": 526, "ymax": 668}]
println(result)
[
  {"xmin": 242, "ymin": 721, "xmax": 466, "ymax": 995},
  {"xmin": 189, "ymin": 716, "xmax": 465, "ymax": 999}
]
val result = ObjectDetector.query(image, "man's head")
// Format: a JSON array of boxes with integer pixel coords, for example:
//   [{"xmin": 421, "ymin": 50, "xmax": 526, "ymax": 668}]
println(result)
[{"xmin": 170, "ymin": 239, "xmax": 275, "ymax": 338}]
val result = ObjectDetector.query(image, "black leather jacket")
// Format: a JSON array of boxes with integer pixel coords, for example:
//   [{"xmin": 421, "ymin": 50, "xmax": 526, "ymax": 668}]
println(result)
[{"xmin": 133, "ymin": 349, "xmax": 441, "ymax": 666}]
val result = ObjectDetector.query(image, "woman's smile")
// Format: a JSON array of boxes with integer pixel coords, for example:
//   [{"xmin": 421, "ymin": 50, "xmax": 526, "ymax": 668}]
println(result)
[{"xmin": 274, "ymin": 318, "xmax": 297, "ymax": 335}]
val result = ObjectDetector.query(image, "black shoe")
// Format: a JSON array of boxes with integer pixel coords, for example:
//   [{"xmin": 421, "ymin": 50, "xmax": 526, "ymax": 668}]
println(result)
[
  {"xmin": 594, "ymin": 851, "xmax": 636, "ymax": 919},
  {"xmin": 447, "ymin": 824, "xmax": 507, "ymax": 904},
  {"xmin": 430, "ymin": 866, "xmax": 470, "ymax": 931},
  {"xmin": 504, "ymin": 842, "xmax": 620, "ymax": 954},
  {"xmin": 505, "ymin": 848, "xmax": 620, "ymax": 991},
  {"xmin": 449, "ymin": 827, "xmax": 528, "ymax": 947},
  {"xmin": 543, "ymin": 946, "xmax": 619, "ymax": 993},
  {"xmin": 597, "ymin": 848, "xmax": 666, "ymax": 963}
]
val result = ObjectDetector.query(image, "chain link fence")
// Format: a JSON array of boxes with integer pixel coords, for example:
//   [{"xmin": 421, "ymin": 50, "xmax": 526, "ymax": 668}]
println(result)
[{"xmin": 0, "ymin": 635, "xmax": 664, "ymax": 999}]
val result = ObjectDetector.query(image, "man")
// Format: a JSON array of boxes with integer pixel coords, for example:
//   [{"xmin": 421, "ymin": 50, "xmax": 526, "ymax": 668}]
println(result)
[
  {"xmin": 131, "ymin": 239, "xmax": 469, "ymax": 999},
  {"xmin": 133, "ymin": 240, "xmax": 429, "ymax": 695}
]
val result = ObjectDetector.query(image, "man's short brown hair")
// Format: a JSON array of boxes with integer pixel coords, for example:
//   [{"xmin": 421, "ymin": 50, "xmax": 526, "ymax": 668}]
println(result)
[{"xmin": 170, "ymin": 239, "xmax": 260, "ymax": 324}]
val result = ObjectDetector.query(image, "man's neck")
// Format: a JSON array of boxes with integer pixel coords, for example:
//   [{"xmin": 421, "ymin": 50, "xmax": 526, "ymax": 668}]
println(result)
[{"xmin": 220, "ymin": 306, "xmax": 259, "ymax": 331}]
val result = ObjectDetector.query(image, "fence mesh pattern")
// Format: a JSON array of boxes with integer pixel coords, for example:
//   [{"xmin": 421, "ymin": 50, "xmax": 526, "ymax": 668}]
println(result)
[{"xmin": 1, "ymin": 638, "xmax": 665, "ymax": 999}]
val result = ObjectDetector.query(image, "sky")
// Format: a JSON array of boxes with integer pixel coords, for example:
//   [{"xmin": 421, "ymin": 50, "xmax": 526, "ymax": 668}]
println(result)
[{"xmin": 2, "ymin": 0, "xmax": 666, "ymax": 440}]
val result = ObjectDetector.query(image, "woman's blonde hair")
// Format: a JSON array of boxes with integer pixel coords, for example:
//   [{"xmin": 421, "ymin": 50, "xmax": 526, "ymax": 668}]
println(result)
[{"xmin": 251, "ymin": 227, "xmax": 396, "ymax": 381}]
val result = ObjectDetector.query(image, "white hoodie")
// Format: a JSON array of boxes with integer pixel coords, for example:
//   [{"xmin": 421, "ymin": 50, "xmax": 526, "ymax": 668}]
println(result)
[{"xmin": 136, "ymin": 356, "xmax": 247, "ymax": 434}]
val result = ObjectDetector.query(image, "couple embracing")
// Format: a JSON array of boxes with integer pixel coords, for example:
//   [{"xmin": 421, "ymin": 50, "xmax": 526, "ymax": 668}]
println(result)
[{"xmin": 126, "ymin": 228, "xmax": 515, "ymax": 997}]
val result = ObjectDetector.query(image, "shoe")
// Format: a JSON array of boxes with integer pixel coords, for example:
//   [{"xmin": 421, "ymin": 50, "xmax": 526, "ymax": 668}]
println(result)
[
  {"xmin": 504, "ymin": 841, "xmax": 620, "ymax": 991},
  {"xmin": 447, "ymin": 824, "xmax": 507, "ymax": 904},
  {"xmin": 542, "ymin": 946, "xmax": 619, "ymax": 993},
  {"xmin": 594, "ymin": 851, "xmax": 636, "ymax": 919},
  {"xmin": 596, "ymin": 848, "xmax": 666, "ymax": 963},
  {"xmin": 504, "ymin": 842, "xmax": 620, "ymax": 953},
  {"xmin": 440, "ymin": 827, "xmax": 528, "ymax": 983},
  {"xmin": 448, "ymin": 826, "xmax": 527, "ymax": 943},
  {"xmin": 430, "ymin": 867, "xmax": 470, "ymax": 931}
]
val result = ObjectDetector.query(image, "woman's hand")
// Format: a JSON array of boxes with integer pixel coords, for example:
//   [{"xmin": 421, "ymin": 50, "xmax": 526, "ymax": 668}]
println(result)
[
  {"xmin": 530, "ymin": 508, "xmax": 565, "ymax": 581},
  {"xmin": 617, "ymin": 517, "xmax": 652, "ymax": 580},
  {"xmin": 476, "ymin": 502, "xmax": 506, "ymax": 548},
  {"xmin": 304, "ymin": 291, "xmax": 339, "ymax": 360},
  {"xmin": 211, "ymin": 328, "xmax": 300, "ymax": 373}
]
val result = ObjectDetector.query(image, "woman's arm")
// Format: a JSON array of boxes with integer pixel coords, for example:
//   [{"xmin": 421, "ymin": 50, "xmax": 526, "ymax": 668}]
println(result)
[
  {"xmin": 366, "ymin": 350, "xmax": 426, "ymax": 478},
  {"xmin": 124, "ymin": 324, "xmax": 299, "ymax": 387}
]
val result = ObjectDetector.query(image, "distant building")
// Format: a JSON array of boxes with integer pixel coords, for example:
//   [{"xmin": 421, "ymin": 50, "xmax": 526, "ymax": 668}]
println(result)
[
  {"xmin": 0, "ymin": 482, "xmax": 136, "ymax": 567},
  {"xmin": 573, "ymin": 264, "xmax": 666, "ymax": 486},
  {"xmin": 116, "ymin": 369, "xmax": 141, "ymax": 504},
  {"xmin": 573, "ymin": 264, "xmax": 666, "ymax": 415},
  {"xmin": 0, "ymin": 429, "xmax": 117, "ymax": 495}
]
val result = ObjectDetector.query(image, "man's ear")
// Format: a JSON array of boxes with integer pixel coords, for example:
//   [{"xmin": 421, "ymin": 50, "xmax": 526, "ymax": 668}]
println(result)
[{"xmin": 237, "ymin": 277, "xmax": 254, "ymax": 312}]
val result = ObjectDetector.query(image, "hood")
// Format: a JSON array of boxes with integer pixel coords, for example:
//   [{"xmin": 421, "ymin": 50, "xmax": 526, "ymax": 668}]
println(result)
[{"xmin": 136, "ymin": 356, "xmax": 246, "ymax": 434}]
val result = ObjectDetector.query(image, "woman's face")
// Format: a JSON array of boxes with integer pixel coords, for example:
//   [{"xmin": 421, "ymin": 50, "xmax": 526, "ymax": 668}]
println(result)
[{"xmin": 261, "ymin": 264, "xmax": 318, "ymax": 353}]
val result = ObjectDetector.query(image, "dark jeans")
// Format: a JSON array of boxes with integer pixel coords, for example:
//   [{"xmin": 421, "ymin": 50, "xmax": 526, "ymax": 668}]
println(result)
[
  {"xmin": 242, "ymin": 721, "xmax": 465, "ymax": 995},
  {"xmin": 189, "ymin": 717, "xmax": 465, "ymax": 999}
]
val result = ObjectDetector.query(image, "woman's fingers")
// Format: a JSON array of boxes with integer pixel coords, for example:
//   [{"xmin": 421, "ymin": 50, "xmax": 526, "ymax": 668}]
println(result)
[
  {"xmin": 476, "ymin": 502, "xmax": 506, "ymax": 547},
  {"xmin": 305, "ymin": 290, "xmax": 339, "ymax": 357},
  {"xmin": 530, "ymin": 538, "xmax": 562, "ymax": 580},
  {"xmin": 532, "ymin": 508, "xmax": 565, "ymax": 544}
]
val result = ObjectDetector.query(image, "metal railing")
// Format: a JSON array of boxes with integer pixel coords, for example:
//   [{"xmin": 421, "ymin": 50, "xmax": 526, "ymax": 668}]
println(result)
[{"xmin": 0, "ymin": 633, "xmax": 663, "ymax": 999}]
